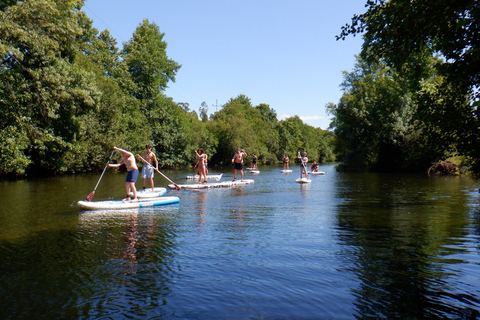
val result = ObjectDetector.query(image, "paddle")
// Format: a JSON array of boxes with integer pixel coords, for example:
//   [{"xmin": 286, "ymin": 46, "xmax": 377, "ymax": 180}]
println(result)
[
  {"xmin": 136, "ymin": 154, "xmax": 181, "ymax": 190},
  {"xmin": 86, "ymin": 149, "xmax": 116, "ymax": 201}
]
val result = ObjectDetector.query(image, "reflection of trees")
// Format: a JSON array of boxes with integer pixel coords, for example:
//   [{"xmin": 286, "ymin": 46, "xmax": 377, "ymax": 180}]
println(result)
[
  {"xmin": 75, "ymin": 209, "xmax": 179, "ymax": 318},
  {"xmin": 334, "ymin": 174, "xmax": 480, "ymax": 319}
]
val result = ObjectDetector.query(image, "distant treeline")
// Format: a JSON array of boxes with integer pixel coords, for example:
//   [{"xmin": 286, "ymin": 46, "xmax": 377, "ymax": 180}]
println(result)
[{"xmin": 0, "ymin": 0, "xmax": 334, "ymax": 177}]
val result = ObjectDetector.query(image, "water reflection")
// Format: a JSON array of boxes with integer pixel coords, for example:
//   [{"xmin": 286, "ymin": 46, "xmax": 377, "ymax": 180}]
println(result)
[
  {"xmin": 334, "ymin": 173, "xmax": 480, "ymax": 319},
  {"xmin": 75, "ymin": 208, "xmax": 179, "ymax": 319}
]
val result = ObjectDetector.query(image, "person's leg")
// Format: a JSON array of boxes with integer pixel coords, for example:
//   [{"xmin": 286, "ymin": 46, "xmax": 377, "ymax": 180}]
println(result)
[
  {"xmin": 149, "ymin": 177, "xmax": 155, "ymax": 191},
  {"xmin": 124, "ymin": 182, "xmax": 131, "ymax": 201},
  {"xmin": 130, "ymin": 182, "xmax": 137, "ymax": 200}
]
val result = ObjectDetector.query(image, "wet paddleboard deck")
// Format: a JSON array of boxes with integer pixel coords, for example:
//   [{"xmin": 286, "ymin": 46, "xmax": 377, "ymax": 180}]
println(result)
[
  {"xmin": 131, "ymin": 187, "xmax": 167, "ymax": 198},
  {"xmin": 295, "ymin": 178, "xmax": 311, "ymax": 183},
  {"xmin": 168, "ymin": 179, "xmax": 255, "ymax": 189},
  {"xmin": 78, "ymin": 196, "xmax": 180, "ymax": 210},
  {"xmin": 186, "ymin": 173, "xmax": 223, "ymax": 181}
]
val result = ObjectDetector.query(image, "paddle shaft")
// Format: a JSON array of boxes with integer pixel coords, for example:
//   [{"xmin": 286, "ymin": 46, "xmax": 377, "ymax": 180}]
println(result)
[
  {"xmin": 86, "ymin": 149, "xmax": 115, "ymax": 200},
  {"xmin": 136, "ymin": 154, "xmax": 181, "ymax": 189}
]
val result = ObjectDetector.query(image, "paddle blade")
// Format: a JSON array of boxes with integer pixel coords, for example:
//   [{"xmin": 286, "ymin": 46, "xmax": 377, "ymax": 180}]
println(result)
[
  {"xmin": 174, "ymin": 184, "xmax": 181, "ymax": 190},
  {"xmin": 86, "ymin": 191, "xmax": 95, "ymax": 201}
]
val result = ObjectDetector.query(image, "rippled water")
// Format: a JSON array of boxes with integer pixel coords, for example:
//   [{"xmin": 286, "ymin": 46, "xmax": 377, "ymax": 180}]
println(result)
[{"xmin": 0, "ymin": 164, "xmax": 479, "ymax": 319}]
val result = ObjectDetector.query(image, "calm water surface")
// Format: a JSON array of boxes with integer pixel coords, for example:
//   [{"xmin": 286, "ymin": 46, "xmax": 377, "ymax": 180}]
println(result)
[{"xmin": 0, "ymin": 164, "xmax": 479, "ymax": 319}]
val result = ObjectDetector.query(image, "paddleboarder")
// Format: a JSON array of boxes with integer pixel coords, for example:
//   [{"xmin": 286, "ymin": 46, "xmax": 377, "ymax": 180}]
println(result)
[
  {"xmin": 297, "ymin": 151, "xmax": 309, "ymax": 179},
  {"xmin": 283, "ymin": 154, "xmax": 290, "ymax": 170},
  {"xmin": 140, "ymin": 144, "xmax": 158, "ymax": 192},
  {"xmin": 108, "ymin": 147, "xmax": 139, "ymax": 201},
  {"xmin": 232, "ymin": 148, "xmax": 247, "ymax": 181},
  {"xmin": 195, "ymin": 148, "xmax": 208, "ymax": 183}
]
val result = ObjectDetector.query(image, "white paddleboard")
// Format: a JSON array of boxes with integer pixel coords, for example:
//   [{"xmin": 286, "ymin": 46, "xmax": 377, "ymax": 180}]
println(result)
[
  {"xmin": 131, "ymin": 187, "xmax": 167, "ymax": 198},
  {"xmin": 295, "ymin": 177, "xmax": 311, "ymax": 183},
  {"xmin": 280, "ymin": 169, "xmax": 292, "ymax": 173},
  {"xmin": 168, "ymin": 179, "xmax": 255, "ymax": 189},
  {"xmin": 186, "ymin": 173, "xmax": 223, "ymax": 181},
  {"xmin": 250, "ymin": 170, "xmax": 260, "ymax": 174},
  {"xmin": 78, "ymin": 196, "xmax": 180, "ymax": 210},
  {"xmin": 308, "ymin": 171, "xmax": 326, "ymax": 175}
]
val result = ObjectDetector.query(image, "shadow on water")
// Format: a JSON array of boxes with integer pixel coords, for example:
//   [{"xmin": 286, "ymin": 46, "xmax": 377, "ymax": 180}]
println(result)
[{"xmin": 333, "ymin": 173, "xmax": 480, "ymax": 319}]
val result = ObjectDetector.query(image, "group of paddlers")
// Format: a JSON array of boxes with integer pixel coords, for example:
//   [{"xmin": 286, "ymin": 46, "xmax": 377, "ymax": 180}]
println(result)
[{"xmin": 110, "ymin": 145, "xmax": 319, "ymax": 201}]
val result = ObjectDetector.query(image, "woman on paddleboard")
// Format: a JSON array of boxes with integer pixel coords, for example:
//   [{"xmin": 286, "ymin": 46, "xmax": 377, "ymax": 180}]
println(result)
[
  {"xmin": 283, "ymin": 154, "xmax": 290, "ymax": 170},
  {"xmin": 297, "ymin": 151, "xmax": 309, "ymax": 179},
  {"xmin": 195, "ymin": 149, "xmax": 208, "ymax": 184},
  {"xmin": 108, "ymin": 147, "xmax": 139, "ymax": 201}
]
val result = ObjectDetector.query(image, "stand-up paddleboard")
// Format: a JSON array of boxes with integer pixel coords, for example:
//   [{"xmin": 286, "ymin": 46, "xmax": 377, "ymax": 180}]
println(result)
[
  {"xmin": 186, "ymin": 173, "xmax": 223, "ymax": 181},
  {"xmin": 280, "ymin": 169, "xmax": 292, "ymax": 173},
  {"xmin": 131, "ymin": 187, "xmax": 167, "ymax": 198},
  {"xmin": 308, "ymin": 171, "xmax": 326, "ymax": 175},
  {"xmin": 250, "ymin": 170, "xmax": 260, "ymax": 174},
  {"xmin": 295, "ymin": 177, "xmax": 311, "ymax": 183},
  {"xmin": 77, "ymin": 196, "xmax": 180, "ymax": 210},
  {"xmin": 168, "ymin": 179, "xmax": 254, "ymax": 189}
]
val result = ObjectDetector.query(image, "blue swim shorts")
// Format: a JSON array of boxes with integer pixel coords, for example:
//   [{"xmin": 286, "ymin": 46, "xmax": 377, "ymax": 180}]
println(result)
[{"xmin": 126, "ymin": 169, "xmax": 139, "ymax": 183}]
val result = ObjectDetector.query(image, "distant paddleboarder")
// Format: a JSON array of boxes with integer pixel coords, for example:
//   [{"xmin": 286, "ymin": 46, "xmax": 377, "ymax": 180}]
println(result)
[
  {"xmin": 297, "ymin": 151, "xmax": 309, "ymax": 179},
  {"xmin": 232, "ymin": 148, "xmax": 247, "ymax": 181},
  {"xmin": 283, "ymin": 154, "xmax": 290, "ymax": 170}
]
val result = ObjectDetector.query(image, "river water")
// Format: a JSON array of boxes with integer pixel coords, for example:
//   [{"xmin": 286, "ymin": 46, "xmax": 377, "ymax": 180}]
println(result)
[{"xmin": 0, "ymin": 164, "xmax": 479, "ymax": 319}]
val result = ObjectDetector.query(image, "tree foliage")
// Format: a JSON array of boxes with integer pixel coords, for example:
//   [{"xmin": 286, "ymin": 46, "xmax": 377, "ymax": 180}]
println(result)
[
  {"xmin": 329, "ymin": 54, "xmax": 475, "ymax": 173},
  {"xmin": 0, "ymin": 0, "xmax": 335, "ymax": 177},
  {"xmin": 207, "ymin": 95, "xmax": 335, "ymax": 166},
  {"xmin": 338, "ymin": 0, "xmax": 480, "ymax": 172}
]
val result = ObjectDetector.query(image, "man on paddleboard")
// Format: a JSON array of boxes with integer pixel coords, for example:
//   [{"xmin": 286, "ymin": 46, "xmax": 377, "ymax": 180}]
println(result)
[
  {"xmin": 232, "ymin": 148, "xmax": 247, "ymax": 181},
  {"xmin": 140, "ymin": 144, "xmax": 158, "ymax": 192},
  {"xmin": 108, "ymin": 147, "xmax": 139, "ymax": 201}
]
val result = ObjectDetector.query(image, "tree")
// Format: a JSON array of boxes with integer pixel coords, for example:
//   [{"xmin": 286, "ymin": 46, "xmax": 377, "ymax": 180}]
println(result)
[
  {"xmin": 328, "ymin": 54, "xmax": 474, "ymax": 172},
  {"xmin": 338, "ymin": 0, "xmax": 480, "ymax": 172},
  {"xmin": 0, "ymin": 0, "xmax": 99, "ymax": 175},
  {"xmin": 122, "ymin": 19, "xmax": 181, "ymax": 101},
  {"xmin": 199, "ymin": 101, "xmax": 209, "ymax": 122}
]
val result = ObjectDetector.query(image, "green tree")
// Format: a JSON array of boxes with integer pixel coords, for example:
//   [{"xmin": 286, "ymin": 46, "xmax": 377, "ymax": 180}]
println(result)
[
  {"xmin": 122, "ymin": 19, "xmax": 181, "ymax": 101},
  {"xmin": 0, "ymin": 0, "xmax": 100, "ymax": 175},
  {"xmin": 338, "ymin": 0, "xmax": 480, "ymax": 172},
  {"xmin": 328, "ymin": 54, "xmax": 472, "ymax": 172}
]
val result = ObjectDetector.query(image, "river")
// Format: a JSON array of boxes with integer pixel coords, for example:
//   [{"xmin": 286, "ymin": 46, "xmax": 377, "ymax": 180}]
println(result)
[{"xmin": 0, "ymin": 164, "xmax": 479, "ymax": 319}]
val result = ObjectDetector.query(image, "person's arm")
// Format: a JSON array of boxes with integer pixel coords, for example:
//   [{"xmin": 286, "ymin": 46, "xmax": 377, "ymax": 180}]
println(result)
[
  {"xmin": 152, "ymin": 153, "xmax": 158, "ymax": 170},
  {"xmin": 114, "ymin": 146, "xmax": 133, "ymax": 157},
  {"xmin": 107, "ymin": 158, "xmax": 124, "ymax": 168}
]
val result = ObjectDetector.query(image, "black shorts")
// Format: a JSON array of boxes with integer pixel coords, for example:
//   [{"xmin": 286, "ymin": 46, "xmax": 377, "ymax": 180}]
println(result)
[{"xmin": 234, "ymin": 162, "xmax": 243, "ymax": 170}]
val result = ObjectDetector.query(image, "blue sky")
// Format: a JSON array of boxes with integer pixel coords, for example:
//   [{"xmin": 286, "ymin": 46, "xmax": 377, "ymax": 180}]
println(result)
[{"xmin": 83, "ymin": 0, "xmax": 365, "ymax": 129}]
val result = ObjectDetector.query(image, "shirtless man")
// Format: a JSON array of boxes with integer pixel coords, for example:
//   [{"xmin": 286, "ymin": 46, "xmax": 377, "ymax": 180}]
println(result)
[
  {"xmin": 108, "ymin": 147, "xmax": 139, "ymax": 201},
  {"xmin": 140, "ymin": 144, "xmax": 158, "ymax": 191},
  {"xmin": 232, "ymin": 148, "xmax": 247, "ymax": 181}
]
